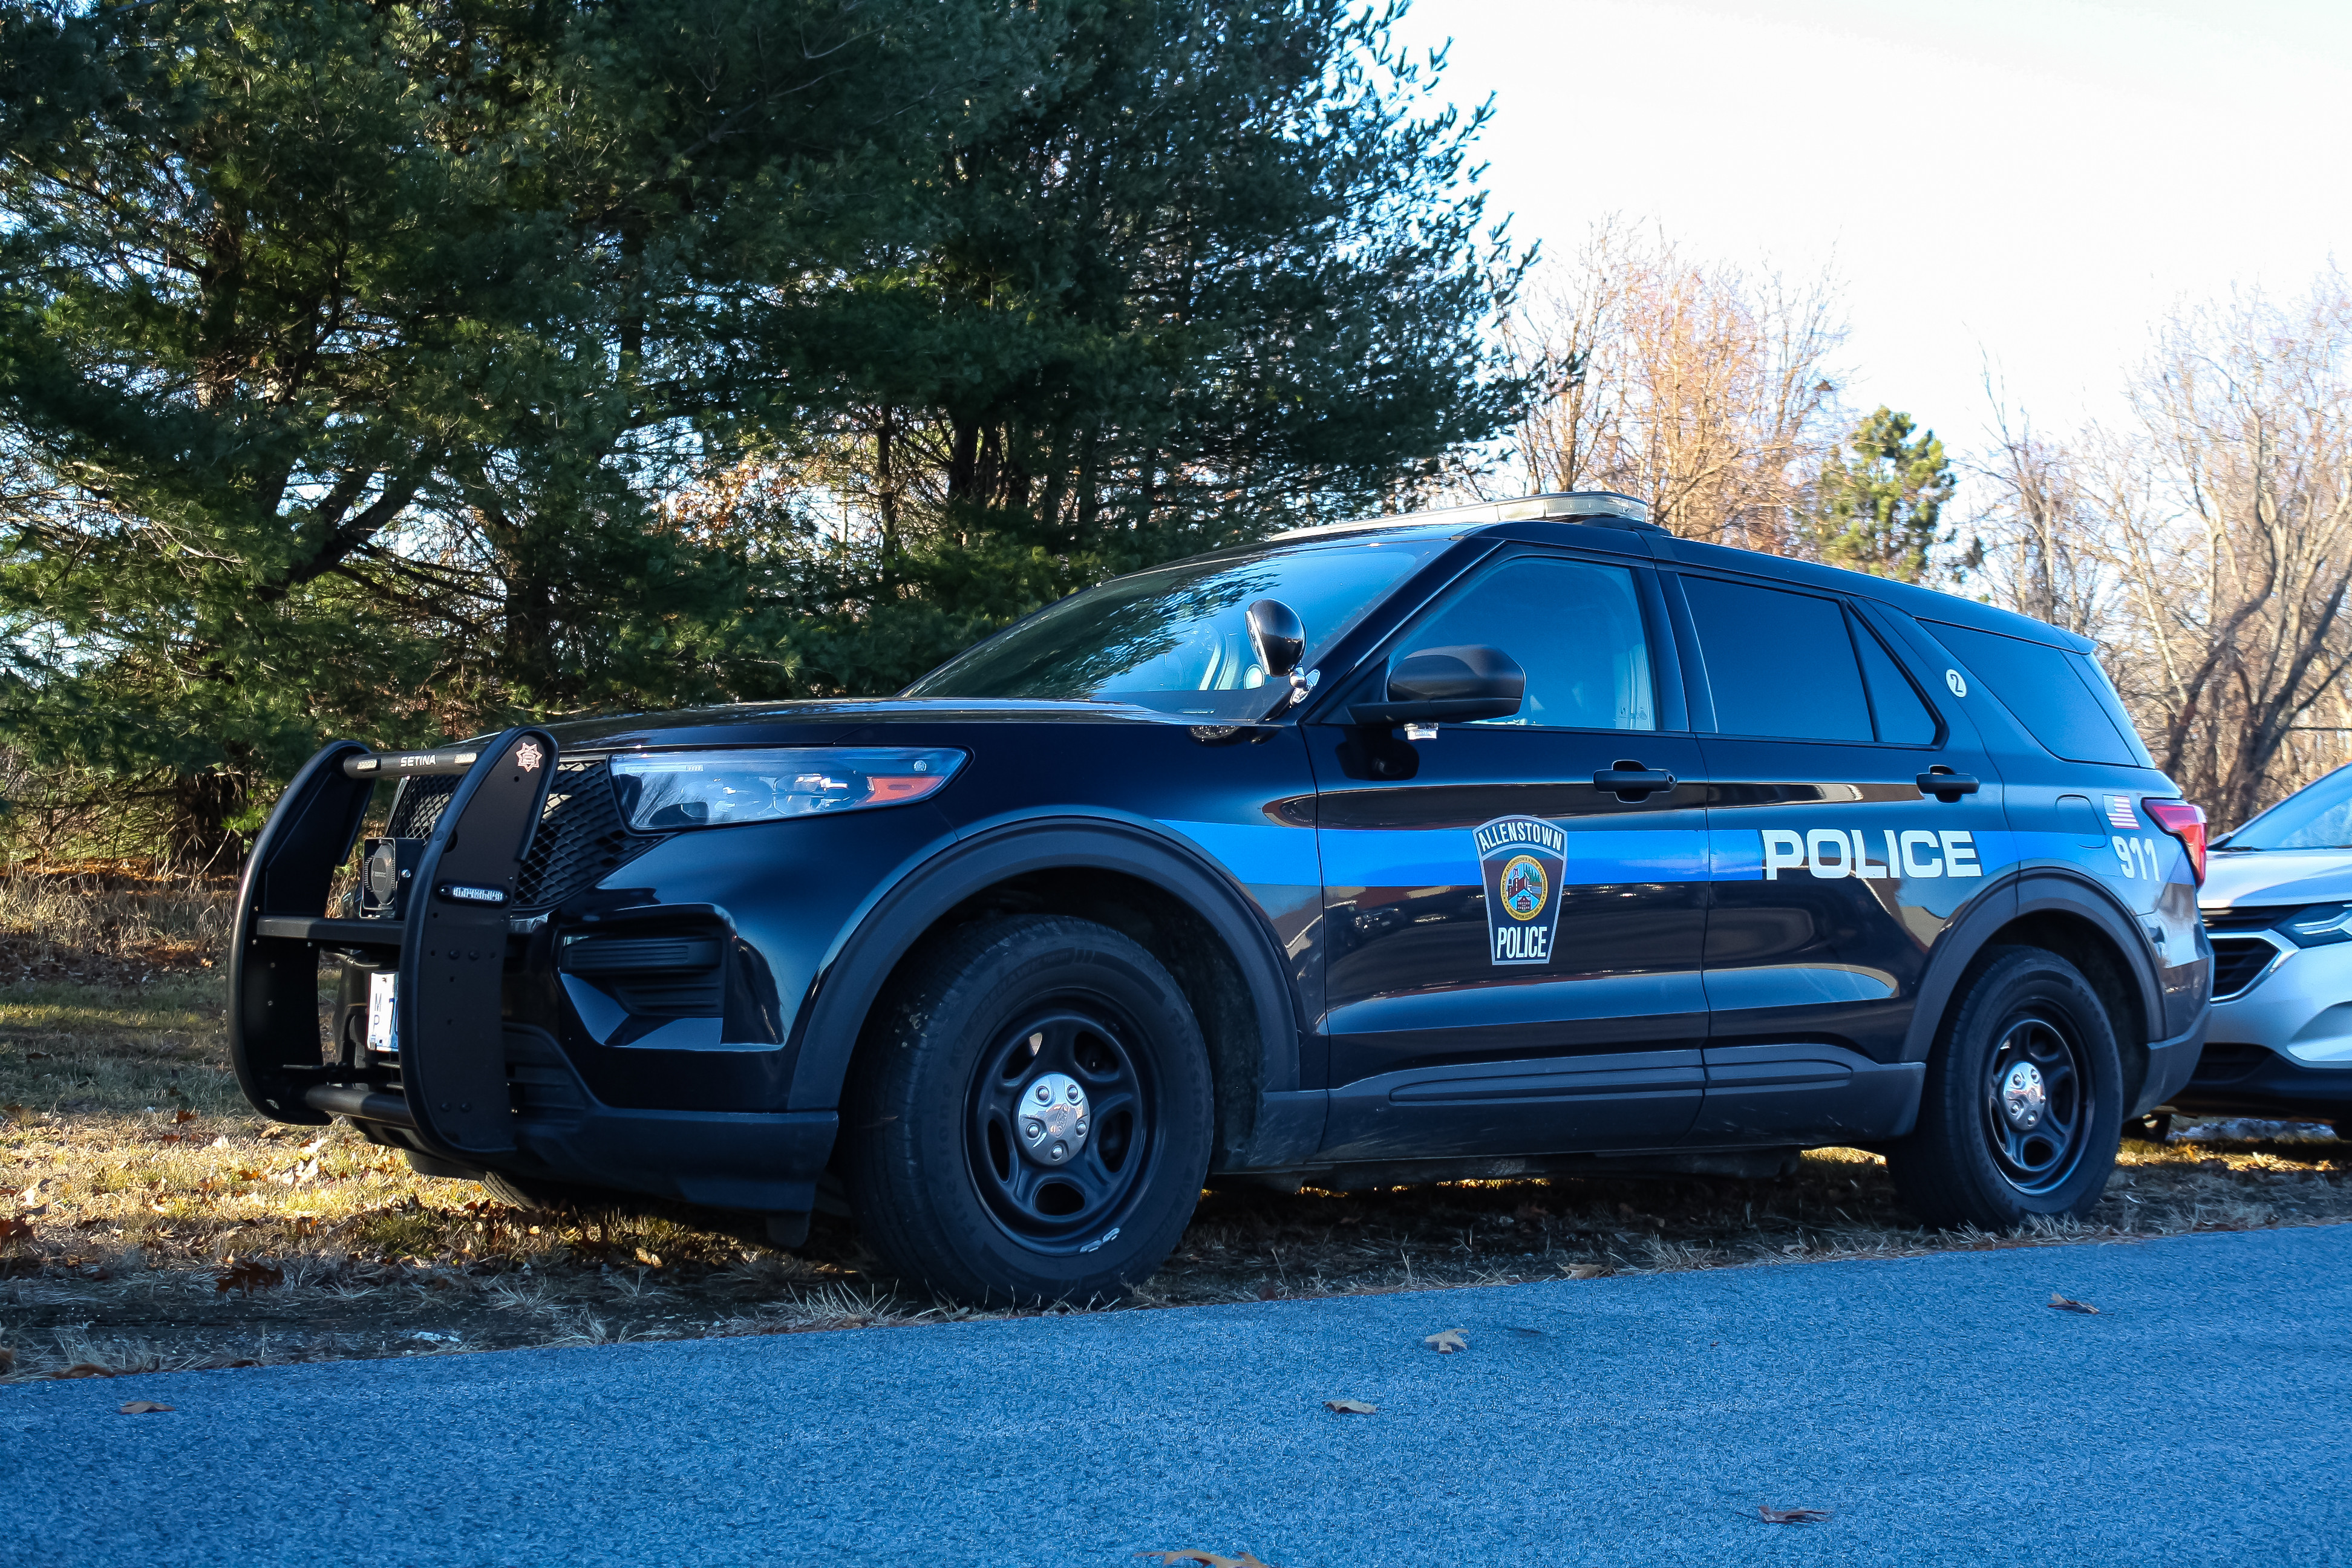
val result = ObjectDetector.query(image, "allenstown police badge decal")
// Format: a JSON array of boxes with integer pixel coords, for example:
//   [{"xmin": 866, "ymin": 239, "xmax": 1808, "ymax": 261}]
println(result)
[{"xmin": 1474, "ymin": 815, "xmax": 1567, "ymax": 965}]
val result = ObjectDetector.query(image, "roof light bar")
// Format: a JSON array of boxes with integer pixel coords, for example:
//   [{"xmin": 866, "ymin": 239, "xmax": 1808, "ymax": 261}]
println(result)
[{"xmin": 1273, "ymin": 491, "xmax": 1653, "ymax": 541}]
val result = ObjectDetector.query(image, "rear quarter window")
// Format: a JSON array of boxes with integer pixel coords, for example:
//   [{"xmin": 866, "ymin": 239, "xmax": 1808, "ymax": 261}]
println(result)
[{"xmin": 1924, "ymin": 620, "xmax": 2152, "ymax": 767}]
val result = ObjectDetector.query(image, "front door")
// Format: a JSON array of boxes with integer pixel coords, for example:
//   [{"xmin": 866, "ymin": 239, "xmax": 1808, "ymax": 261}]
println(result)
[
  {"xmin": 1670, "ymin": 571, "xmax": 2008, "ymax": 1143},
  {"xmin": 1308, "ymin": 549, "xmax": 1713, "ymax": 1161}
]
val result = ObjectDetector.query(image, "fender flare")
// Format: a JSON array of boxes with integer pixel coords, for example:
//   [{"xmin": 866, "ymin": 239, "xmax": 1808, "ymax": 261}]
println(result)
[
  {"xmin": 783, "ymin": 815, "xmax": 1306, "ymax": 1125},
  {"xmin": 1900, "ymin": 866, "xmax": 2163, "ymax": 1067}
]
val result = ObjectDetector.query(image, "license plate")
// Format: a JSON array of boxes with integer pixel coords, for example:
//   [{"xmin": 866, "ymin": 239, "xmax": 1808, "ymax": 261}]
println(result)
[{"xmin": 365, "ymin": 971, "xmax": 399, "ymax": 1054}]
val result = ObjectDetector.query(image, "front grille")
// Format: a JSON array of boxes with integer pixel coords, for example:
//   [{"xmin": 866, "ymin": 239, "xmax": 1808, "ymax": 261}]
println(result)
[
  {"xmin": 385, "ymin": 774, "xmax": 458, "ymax": 839},
  {"xmin": 2208, "ymin": 935, "xmax": 2284, "ymax": 1000},
  {"xmin": 2190, "ymin": 1040, "xmax": 2273, "ymax": 1085},
  {"xmin": 384, "ymin": 756, "xmax": 661, "ymax": 911},
  {"xmin": 2203, "ymin": 904, "xmax": 2293, "ymax": 933}
]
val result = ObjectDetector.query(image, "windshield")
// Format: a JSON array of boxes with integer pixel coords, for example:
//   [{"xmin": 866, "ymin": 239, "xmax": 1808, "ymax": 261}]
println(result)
[
  {"xmin": 2221, "ymin": 764, "xmax": 2352, "ymax": 850},
  {"xmin": 904, "ymin": 538, "xmax": 1444, "ymax": 720}
]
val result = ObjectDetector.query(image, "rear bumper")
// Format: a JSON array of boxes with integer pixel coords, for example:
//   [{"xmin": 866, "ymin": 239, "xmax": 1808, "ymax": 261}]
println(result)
[{"xmin": 2137, "ymin": 1005, "xmax": 2210, "ymax": 1117}]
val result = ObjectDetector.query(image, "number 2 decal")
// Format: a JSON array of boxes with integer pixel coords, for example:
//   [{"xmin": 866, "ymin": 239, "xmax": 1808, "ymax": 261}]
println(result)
[{"xmin": 2112, "ymin": 835, "xmax": 2161, "ymax": 879}]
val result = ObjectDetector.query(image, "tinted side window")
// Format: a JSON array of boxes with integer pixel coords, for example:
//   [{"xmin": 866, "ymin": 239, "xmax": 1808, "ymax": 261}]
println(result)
[
  {"xmin": 1681, "ymin": 577, "xmax": 1871, "ymax": 742},
  {"xmin": 1402, "ymin": 555, "xmax": 1656, "ymax": 730},
  {"xmin": 1855, "ymin": 624, "xmax": 1938, "ymax": 744},
  {"xmin": 1926, "ymin": 621, "xmax": 2142, "ymax": 766}
]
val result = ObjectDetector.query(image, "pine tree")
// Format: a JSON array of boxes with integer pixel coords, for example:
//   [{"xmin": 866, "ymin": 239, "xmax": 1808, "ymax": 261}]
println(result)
[{"xmin": 1809, "ymin": 407, "xmax": 1956, "ymax": 583}]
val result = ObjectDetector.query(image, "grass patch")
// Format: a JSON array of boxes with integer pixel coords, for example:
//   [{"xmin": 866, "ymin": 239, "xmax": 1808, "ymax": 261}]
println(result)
[{"xmin": 4, "ymin": 967, "xmax": 2347, "ymax": 1381}]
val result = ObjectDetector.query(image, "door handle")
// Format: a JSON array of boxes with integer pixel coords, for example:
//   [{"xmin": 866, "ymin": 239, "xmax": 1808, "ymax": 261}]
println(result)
[
  {"xmin": 1594, "ymin": 762, "xmax": 1676, "ymax": 802},
  {"xmin": 1916, "ymin": 767, "xmax": 1981, "ymax": 802}
]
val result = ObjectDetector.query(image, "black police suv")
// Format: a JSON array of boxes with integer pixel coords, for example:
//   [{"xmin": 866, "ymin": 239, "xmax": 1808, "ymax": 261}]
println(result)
[{"xmin": 231, "ymin": 491, "xmax": 2213, "ymax": 1302}]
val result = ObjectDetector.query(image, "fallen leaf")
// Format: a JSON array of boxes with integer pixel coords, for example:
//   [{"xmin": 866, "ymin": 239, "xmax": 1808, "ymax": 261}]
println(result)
[
  {"xmin": 214, "ymin": 1256, "xmax": 284, "ymax": 1296},
  {"xmin": 0, "ymin": 1217, "xmax": 32, "ymax": 1243},
  {"xmin": 57, "ymin": 1364, "xmax": 115, "ymax": 1379},
  {"xmin": 0, "ymin": 1347, "xmax": 13, "ymax": 1373},
  {"xmin": 1759, "ymin": 1506, "xmax": 1831, "ymax": 1525},
  {"xmin": 118, "ymin": 1400, "xmax": 173, "ymax": 1414},
  {"xmin": 1565, "ymin": 1263, "xmax": 1608, "ymax": 1280},
  {"xmin": 22, "ymin": 1051, "xmax": 50, "ymax": 1060},
  {"xmin": 1322, "ymin": 1399, "xmax": 1377, "ymax": 1414},
  {"xmin": 1255, "ymin": 1281, "xmax": 1282, "ymax": 1301},
  {"xmin": 633, "ymin": 1247, "xmax": 663, "ymax": 1269},
  {"xmin": 1134, "ymin": 1554, "xmax": 1276, "ymax": 1568},
  {"xmin": 0, "ymin": 1103, "xmax": 24, "ymax": 1121},
  {"xmin": 174, "ymin": 1108, "xmax": 196, "ymax": 1124},
  {"xmin": 1423, "ymin": 1329, "xmax": 1468, "ymax": 1354},
  {"xmin": 2047, "ymin": 1293, "xmax": 2100, "ymax": 1315}
]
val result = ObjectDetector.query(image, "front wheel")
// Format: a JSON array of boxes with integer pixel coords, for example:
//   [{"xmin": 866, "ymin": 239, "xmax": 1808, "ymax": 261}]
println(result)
[
  {"xmin": 843, "ymin": 915, "xmax": 1214, "ymax": 1304},
  {"xmin": 1890, "ymin": 946, "xmax": 2124, "ymax": 1229}
]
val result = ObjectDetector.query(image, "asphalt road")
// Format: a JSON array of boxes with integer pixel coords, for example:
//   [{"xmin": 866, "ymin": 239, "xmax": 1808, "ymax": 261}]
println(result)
[{"xmin": 7, "ymin": 1225, "xmax": 2349, "ymax": 1567}]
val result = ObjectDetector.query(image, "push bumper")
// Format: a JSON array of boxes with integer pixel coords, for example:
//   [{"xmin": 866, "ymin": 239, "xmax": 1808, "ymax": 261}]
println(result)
[{"xmin": 229, "ymin": 736, "xmax": 832, "ymax": 1214}]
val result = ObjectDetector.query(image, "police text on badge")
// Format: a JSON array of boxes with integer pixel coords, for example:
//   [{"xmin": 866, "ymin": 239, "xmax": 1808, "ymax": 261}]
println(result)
[
  {"xmin": 1475, "ymin": 815, "xmax": 1567, "ymax": 964},
  {"xmin": 1761, "ymin": 828, "xmax": 1984, "ymax": 880}
]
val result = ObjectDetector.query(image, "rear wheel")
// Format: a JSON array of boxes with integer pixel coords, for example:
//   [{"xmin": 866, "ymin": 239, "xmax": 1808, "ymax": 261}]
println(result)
[
  {"xmin": 1891, "ymin": 946, "xmax": 2124, "ymax": 1230},
  {"xmin": 843, "ymin": 915, "xmax": 1213, "ymax": 1304}
]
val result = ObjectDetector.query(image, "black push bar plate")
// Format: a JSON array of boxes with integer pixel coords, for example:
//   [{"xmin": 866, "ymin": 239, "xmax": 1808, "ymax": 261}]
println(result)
[{"xmin": 394, "ymin": 728, "xmax": 557, "ymax": 1156}]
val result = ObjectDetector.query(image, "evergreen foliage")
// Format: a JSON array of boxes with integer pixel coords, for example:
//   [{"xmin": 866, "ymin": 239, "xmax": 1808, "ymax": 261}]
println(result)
[
  {"xmin": 0, "ymin": 0, "xmax": 1520, "ymax": 852},
  {"xmin": 1809, "ymin": 406, "xmax": 1955, "ymax": 584}
]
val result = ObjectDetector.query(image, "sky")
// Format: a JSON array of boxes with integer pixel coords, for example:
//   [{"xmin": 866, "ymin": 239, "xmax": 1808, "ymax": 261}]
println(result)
[{"xmin": 1392, "ymin": 0, "xmax": 2352, "ymax": 452}]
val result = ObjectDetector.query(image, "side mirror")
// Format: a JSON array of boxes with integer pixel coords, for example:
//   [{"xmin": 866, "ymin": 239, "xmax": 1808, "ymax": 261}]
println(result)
[
  {"xmin": 1349, "ymin": 644, "xmax": 1524, "ymax": 727},
  {"xmin": 1247, "ymin": 598, "xmax": 1305, "ymax": 678}
]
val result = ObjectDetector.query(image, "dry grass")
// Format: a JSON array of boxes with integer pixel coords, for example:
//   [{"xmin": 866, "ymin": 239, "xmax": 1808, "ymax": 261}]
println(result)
[
  {"xmin": 0, "ymin": 861, "xmax": 234, "ymax": 984},
  {"xmin": 3, "ymin": 873, "xmax": 2345, "ymax": 1379}
]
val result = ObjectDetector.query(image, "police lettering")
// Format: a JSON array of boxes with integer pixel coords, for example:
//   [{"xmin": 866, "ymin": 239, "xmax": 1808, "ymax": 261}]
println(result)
[
  {"xmin": 1761, "ymin": 828, "xmax": 1982, "ymax": 880},
  {"xmin": 1493, "ymin": 923, "xmax": 1552, "ymax": 962}
]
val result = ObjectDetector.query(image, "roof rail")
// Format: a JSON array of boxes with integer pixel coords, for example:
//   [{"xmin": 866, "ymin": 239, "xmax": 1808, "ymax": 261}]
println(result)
[{"xmin": 1272, "ymin": 491, "xmax": 1656, "ymax": 540}]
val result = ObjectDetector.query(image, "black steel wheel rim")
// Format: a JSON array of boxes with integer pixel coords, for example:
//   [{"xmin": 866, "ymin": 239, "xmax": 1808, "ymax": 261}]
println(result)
[
  {"xmin": 1980, "ymin": 1011, "xmax": 2089, "ymax": 1195},
  {"xmin": 965, "ymin": 1002, "xmax": 1154, "ymax": 1252}
]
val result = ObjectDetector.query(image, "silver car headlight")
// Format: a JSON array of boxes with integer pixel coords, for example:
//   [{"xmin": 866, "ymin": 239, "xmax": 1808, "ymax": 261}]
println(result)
[{"xmin": 608, "ymin": 748, "xmax": 965, "ymax": 831}]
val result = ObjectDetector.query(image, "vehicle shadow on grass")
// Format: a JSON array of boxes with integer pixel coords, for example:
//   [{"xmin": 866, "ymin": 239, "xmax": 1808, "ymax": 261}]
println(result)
[{"xmin": 3, "ymin": 975, "xmax": 2345, "ymax": 1380}]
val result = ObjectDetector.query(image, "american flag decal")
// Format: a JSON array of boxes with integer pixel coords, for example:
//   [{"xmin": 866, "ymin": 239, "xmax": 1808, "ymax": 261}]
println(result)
[{"xmin": 2105, "ymin": 795, "xmax": 2137, "ymax": 828}]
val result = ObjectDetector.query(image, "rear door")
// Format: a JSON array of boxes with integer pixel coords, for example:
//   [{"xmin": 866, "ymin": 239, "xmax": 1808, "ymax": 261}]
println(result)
[
  {"xmin": 1670, "ymin": 570, "xmax": 2006, "ymax": 1143},
  {"xmin": 1308, "ymin": 546, "xmax": 1713, "ymax": 1160}
]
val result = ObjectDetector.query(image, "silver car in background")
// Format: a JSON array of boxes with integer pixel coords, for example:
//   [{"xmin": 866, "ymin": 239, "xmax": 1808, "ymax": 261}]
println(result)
[{"xmin": 2178, "ymin": 764, "xmax": 2352, "ymax": 1139}]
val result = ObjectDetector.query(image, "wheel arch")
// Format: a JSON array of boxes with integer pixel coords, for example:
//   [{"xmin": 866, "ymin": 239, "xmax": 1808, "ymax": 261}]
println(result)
[
  {"xmin": 785, "ymin": 816, "xmax": 1313, "ymax": 1171},
  {"xmin": 1903, "ymin": 869, "xmax": 2163, "ymax": 1111}
]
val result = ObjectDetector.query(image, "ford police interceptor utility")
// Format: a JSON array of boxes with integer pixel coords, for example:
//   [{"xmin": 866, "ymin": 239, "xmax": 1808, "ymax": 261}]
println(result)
[{"xmin": 230, "ymin": 492, "xmax": 2213, "ymax": 1303}]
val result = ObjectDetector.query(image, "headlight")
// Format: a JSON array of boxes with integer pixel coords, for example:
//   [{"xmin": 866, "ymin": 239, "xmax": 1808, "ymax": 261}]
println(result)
[
  {"xmin": 609, "ymin": 748, "xmax": 965, "ymax": 831},
  {"xmin": 2280, "ymin": 903, "xmax": 2352, "ymax": 946}
]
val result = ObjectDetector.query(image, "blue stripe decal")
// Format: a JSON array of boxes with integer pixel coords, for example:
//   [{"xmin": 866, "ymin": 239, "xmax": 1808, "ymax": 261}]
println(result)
[
  {"xmin": 1319, "ymin": 827, "xmax": 1710, "ymax": 887},
  {"xmin": 1158, "ymin": 820, "xmax": 1322, "ymax": 887}
]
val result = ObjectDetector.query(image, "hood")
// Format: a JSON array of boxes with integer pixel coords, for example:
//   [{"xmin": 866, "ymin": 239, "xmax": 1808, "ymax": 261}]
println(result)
[
  {"xmin": 2198, "ymin": 848, "xmax": 2352, "ymax": 912},
  {"xmin": 537, "ymin": 696, "xmax": 1187, "ymax": 751}
]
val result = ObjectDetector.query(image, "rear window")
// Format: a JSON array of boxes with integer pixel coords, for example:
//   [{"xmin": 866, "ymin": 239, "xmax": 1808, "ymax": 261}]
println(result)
[
  {"xmin": 1682, "ymin": 577, "xmax": 1871, "ymax": 742},
  {"xmin": 1924, "ymin": 621, "xmax": 2152, "ymax": 766}
]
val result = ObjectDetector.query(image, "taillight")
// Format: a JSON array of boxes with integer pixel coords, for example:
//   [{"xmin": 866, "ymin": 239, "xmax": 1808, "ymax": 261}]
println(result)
[{"xmin": 2144, "ymin": 799, "xmax": 2207, "ymax": 886}]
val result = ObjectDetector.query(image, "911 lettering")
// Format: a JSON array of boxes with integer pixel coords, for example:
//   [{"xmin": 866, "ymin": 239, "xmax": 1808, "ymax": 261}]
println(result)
[{"xmin": 1760, "ymin": 828, "xmax": 1984, "ymax": 881}]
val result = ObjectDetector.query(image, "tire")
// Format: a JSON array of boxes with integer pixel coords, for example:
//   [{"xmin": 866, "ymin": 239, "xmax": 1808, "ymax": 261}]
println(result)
[
  {"xmin": 1890, "ymin": 946, "xmax": 2125, "ymax": 1230},
  {"xmin": 842, "ymin": 914, "xmax": 1214, "ymax": 1305}
]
